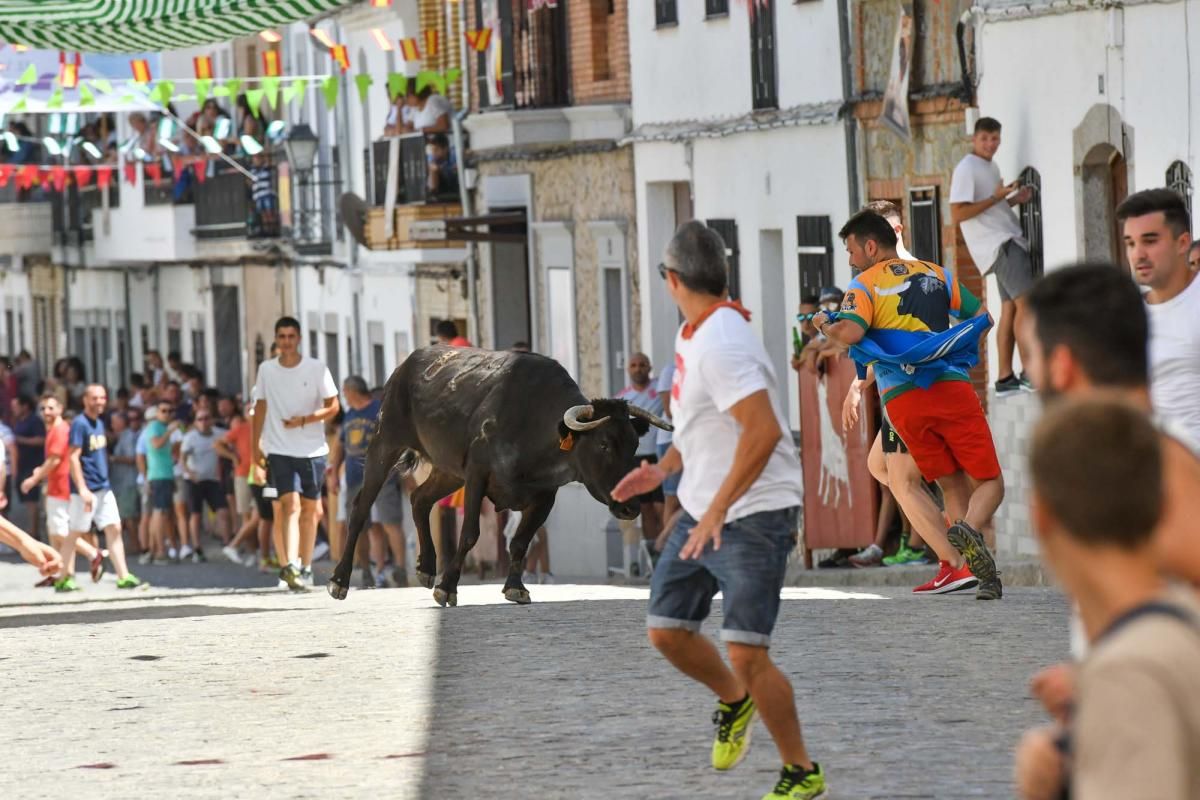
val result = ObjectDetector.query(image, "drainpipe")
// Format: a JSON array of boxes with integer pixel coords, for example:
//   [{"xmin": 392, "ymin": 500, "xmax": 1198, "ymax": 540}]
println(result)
[
  {"xmin": 452, "ymin": 111, "xmax": 480, "ymax": 347},
  {"xmin": 152, "ymin": 266, "xmax": 161, "ymax": 349},
  {"xmin": 122, "ymin": 267, "xmax": 133, "ymax": 385},
  {"xmin": 836, "ymin": 0, "xmax": 861, "ymax": 214}
]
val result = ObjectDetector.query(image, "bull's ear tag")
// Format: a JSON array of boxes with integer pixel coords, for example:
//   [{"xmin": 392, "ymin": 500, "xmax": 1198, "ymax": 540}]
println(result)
[{"xmin": 559, "ymin": 432, "xmax": 574, "ymax": 451}]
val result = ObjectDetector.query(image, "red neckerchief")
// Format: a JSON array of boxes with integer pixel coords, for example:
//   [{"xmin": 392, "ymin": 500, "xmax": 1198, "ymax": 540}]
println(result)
[{"xmin": 681, "ymin": 300, "xmax": 752, "ymax": 340}]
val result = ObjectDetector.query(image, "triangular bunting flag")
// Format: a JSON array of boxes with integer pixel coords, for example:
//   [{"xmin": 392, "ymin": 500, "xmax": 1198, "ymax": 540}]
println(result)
[
  {"xmin": 97, "ymin": 167, "xmax": 112, "ymax": 190},
  {"xmin": 0, "ymin": 164, "xmax": 12, "ymax": 186},
  {"xmin": 150, "ymin": 80, "xmax": 175, "ymax": 107},
  {"xmin": 15, "ymin": 63, "xmax": 36, "ymax": 85},
  {"xmin": 245, "ymin": 88, "xmax": 265, "ymax": 117},
  {"xmin": 146, "ymin": 162, "xmax": 162, "ymax": 183},
  {"xmin": 51, "ymin": 166, "xmax": 67, "ymax": 192},
  {"xmin": 131, "ymin": 59, "xmax": 152, "ymax": 83},
  {"xmin": 399, "ymin": 38, "xmax": 420, "ymax": 61},
  {"xmin": 262, "ymin": 50, "xmax": 281, "ymax": 78},
  {"xmin": 221, "ymin": 79, "xmax": 243, "ymax": 100},
  {"xmin": 124, "ymin": 161, "xmax": 138, "ymax": 186},
  {"xmin": 196, "ymin": 78, "xmax": 213, "ymax": 107},
  {"xmin": 193, "ymin": 56, "xmax": 213, "ymax": 80},
  {"xmin": 194, "ymin": 163, "xmax": 207, "ymax": 183},
  {"xmin": 58, "ymin": 62, "xmax": 79, "ymax": 89},
  {"xmin": 415, "ymin": 70, "xmax": 437, "ymax": 93},
  {"xmin": 91, "ymin": 78, "xmax": 113, "ymax": 94},
  {"xmin": 46, "ymin": 89, "xmax": 64, "ymax": 109},
  {"xmin": 424, "ymin": 30, "xmax": 439, "ymax": 58},
  {"xmin": 262, "ymin": 77, "xmax": 281, "ymax": 109},
  {"xmin": 355, "ymin": 73, "xmax": 373, "ymax": 103},
  {"xmin": 291, "ymin": 79, "xmax": 308, "ymax": 110},
  {"xmin": 445, "ymin": 68, "xmax": 462, "ymax": 87},
  {"xmin": 75, "ymin": 166, "xmax": 93, "ymax": 187},
  {"xmin": 16, "ymin": 165, "xmax": 36, "ymax": 190},
  {"xmin": 321, "ymin": 75, "xmax": 340, "ymax": 108},
  {"xmin": 330, "ymin": 45, "xmax": 350, "ymax": 73},
  {"xmin": 387, "ymin": 72, "xmax": 407, "ymax": 101},
  {"xmin": 11, "ymin": 94, "xmax": 27, "ymax": 113},
  {"xmin": 78, "ymin": 82, "xmax": 95, "ymax": 106}
]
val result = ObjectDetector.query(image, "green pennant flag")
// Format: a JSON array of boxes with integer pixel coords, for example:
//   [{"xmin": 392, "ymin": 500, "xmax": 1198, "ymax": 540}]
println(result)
[
  {"xmin": 195, "ymin": 78, "xmax": 213, "ymax": 107},
  {"xmin": 415, "ymin": 70, "xmax": 435, "ymax": 93},
  {"xmin": 218, "ymin": 78, "xmax": 243, "ymax": 100},
  {"xmin": 91, "ymin": 78, "xmax": 114, "ymax": 95},
  {"xmin": 46, "ymin": 89, "xmax": 64, "ymax": 109},
  {"xmin": 120, "ymin": 94, "xmax": 134, "ymax": 104},
  {"xmin": 387, "ymin": 72, "xmax": 407, "ymax": 101},
  {"xmin": 11, "ymin": 94, "xmax": 27, "ymax": 113},
  {"xmin": 354, "ymin": 73, "xmax": 373, "ymax": 103},
  {"xmin": 321, "ymin": 75, "xmax": 339, "ymax": 109},
  {"xmin": 78, "ymin": 83, "xmax": 95, "ymax": 107},
  {"xmin": 291, "ymin": 78, "xmax": 308, "ymax": 111},
  {"xmin": 15, "ymin": 63, "xmax": 36, "ymax": 85},
  {"xmin": 444, "ymin": 68, "xmax": 462, "ymax": 87},
  {"xmin": 245, "ymin": 88, "xmax": 265, "ymax": 118},
  {"xmin": 150, "ymin": 80, "xmax": 175, "ymax": 107},
  {"xmin": 262, "ymin": 77, "xmax": 280, "ymax": 109}
]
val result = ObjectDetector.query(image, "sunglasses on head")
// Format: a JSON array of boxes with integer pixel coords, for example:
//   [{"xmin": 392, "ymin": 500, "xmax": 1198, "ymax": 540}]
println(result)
[{"xmin": 656, "ymin": 263, "xmax": 678, "ymax": 280}]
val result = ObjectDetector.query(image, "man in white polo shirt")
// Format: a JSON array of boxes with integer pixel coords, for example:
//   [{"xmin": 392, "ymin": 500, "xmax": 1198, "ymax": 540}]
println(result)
[
  {"xmin": 252, "ymin": 316, "xmax": 339, "ymax": 591},
  {"xmin": 613, "ymin": 221, "xmax": 824, "ymax": 800}
]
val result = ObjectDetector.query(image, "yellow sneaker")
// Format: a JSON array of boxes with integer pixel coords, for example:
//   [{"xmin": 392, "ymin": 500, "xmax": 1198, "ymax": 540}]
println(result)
[
  {"xmin": 711, "ymin": 695, "xmax": 756, "ymax": 770},
  {"xmin": 762, "ymin": 763, "xmax": 827, "ymax": 799}
]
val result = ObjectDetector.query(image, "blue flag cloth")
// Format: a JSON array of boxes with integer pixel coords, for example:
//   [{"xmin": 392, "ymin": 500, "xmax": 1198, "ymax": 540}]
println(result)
[{"xmin": 846, "ymin": 312, "xmax": 994, "ymax": 390}]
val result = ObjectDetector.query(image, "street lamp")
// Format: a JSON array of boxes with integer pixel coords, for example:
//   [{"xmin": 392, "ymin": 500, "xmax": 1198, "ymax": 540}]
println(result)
[{"xmin": 284, "ymin": 123, "xmax": 319, "ymax": 172}]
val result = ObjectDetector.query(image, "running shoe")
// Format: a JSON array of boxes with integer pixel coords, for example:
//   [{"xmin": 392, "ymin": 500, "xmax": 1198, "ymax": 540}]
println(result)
[
  {"xmin": 191, "ymin": 548, "xmax": 207, "ymax": 563},
  {"xmin": 375, "ymin": 568, "xmax": 389, "ymax": 589},
  {"xmin": 763, "ymin": 763, "xmax": 827, "ymax": 799},
  {"xmin": 168, "ymin": 547, "xmax": 179, "ymax": 563},
  {"xmin": 221, "ymin": 545, "xmax": 241, "ymax": 563},
  {"xmin": 242, "ymin": 553, "xmax": 258, "ymax": 568},
  {"xmin": 312, "ymin": 541, "xmax": 330, "ymax": 562},
  {"xmin": 994, "ymin": 375, "xmax": 1023, "ymax": 396},
  {"xmin": 90, "ymin": 550, "xmax": 107, "ymax": 582},
  {"xmin": 54, "ymin": 575, "xmax": 81, "ymax": 592},
  {"xmin": 522, "ymin": 571, "xmax": 539, "ymax": 586},
  {"xmin": 947, "ymin": 521, "xmax": 1002, "ymax": 598},
  {"xmin": 976, "ymin": 576, "xmax": 1004, "ymax": 601},
  {"xmin": 137, "ymin": 551, "xmax": 153, "ymax": 566},
  {"xmin": 299, "ymin": 566, "xmax": 314, "ymax": 587},
  {"xmin": 882, "ymin": 544, "xmax": 929, "ymax": 566},
  {"xmin": 391, "ymin": 567, "xmax": 410, "ymax": 588},
  {"xmin": 279, "ymin": 563, "xmax": 307, "ymax": 592},
  {"xmin": 179, "ymin": 544, "xmax": 194, "ymax": 561},
  {"xmin": 116, "ymin": 574, "xmax": 146, "ymax": 590},
  {"xmin": 1018, "ymin": 372, "xmax": 1036, "ymax": 393},
  {"xmin": 912, "ymin": 561, "xmax": 977, "ymax": 594},
  {"xmin": 848, "ymin": 543, "xmax": 883, "ymax": 568},
  {"xmin": 712, "ymin": 695, "xmax": 757, "ymax": 770},
  {"xmin": 539, "ymin": 572, "xmax": 556, "ymax": 585},
  {"xmin": 34, "ymin": 575, "xmax": 56, "ymax": 588}
]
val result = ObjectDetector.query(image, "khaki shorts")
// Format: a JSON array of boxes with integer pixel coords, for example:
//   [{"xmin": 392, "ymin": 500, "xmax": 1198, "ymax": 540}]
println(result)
[
  {"xmin": 233, "ymin": 476, "xmax": 252, "ymax": 516},
  {"xmin": 46, "ymin": 496, "xmax": 70, "ymax": 538}
]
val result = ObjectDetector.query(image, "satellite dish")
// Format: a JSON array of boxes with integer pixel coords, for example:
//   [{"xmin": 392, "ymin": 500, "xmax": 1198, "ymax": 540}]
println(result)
[{"xmin": 339, "ymin": 192, "xmax": 369, "ymax": 248}]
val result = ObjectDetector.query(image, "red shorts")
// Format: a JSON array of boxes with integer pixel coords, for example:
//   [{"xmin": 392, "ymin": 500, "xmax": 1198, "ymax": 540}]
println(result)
[{"xmin": 885, "ymin": 380, "xmax": 1001, "ymax": 482}]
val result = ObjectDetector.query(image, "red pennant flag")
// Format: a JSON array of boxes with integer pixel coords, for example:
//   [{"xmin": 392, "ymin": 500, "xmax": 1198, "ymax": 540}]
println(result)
[
  {"xmin": 17, "ymin": 165, "xmax": 37, "ymax": 190},
  {"xmin": 130, "ymin": 59, "xmax": 152, "ymax": 84},
  {"xmin": 75, "ymin": 166, "xmax": 93, "ymax": 187},
  {"xmin": 466, "ymin": 28, "xmax": 492, "ymax": 53},
  {"xmin": 97, "ymin": 167, "xmax": 113, "ymax": 189},
  {"xmin": 330, "ymin": 44, "xmax": 350, "ymax": 73},
  {"xmin": 424, "ymin": 30, "xmax": 439, "ymax": 58},
  {"xmin": 124, "ymin": 161, "xmax": 138, "ymax": 186},
  {"xmin": 145, "ymin": 162, "xmax": 162, "ymax": 183},
  {"xmin": 39, "ymin": 170, "xmax": 54, "ymax": 189},
  {"xmin": 0, "ymin": 164, "xmax": 12, "ymax": 187},
  {"xmin": 51, "ymin": 166, "xmax": 67, "ymax": 192},
  {"xmin": 193, "ymin": 56, "xmax": 213, "ymax": 80},
  {"xmin": 194, "ymin": 161, "xmax": 207, "ymax": 183},
  {"xmin": 399, "ymin": 38, "xmax": 421, "ymax": 61},
  {"xmin": 172, "ymin": 156, "xmax": 185, "ymax": 178},
  {"xmin": 262, "ymin": 50, "xmax": 281, "ymax": 78}
]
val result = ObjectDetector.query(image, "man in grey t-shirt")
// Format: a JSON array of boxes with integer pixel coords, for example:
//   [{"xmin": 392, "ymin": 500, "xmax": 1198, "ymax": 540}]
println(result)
[
  {"xmin": 616, "ymin": 352, "xmax": 665, "ymax": 573},
  {"xmin": 181, "ymin": 408, "xmax": 231, "ymax": 557}
]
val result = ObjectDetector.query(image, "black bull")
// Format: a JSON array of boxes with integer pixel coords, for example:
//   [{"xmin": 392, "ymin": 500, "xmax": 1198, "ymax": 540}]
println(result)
[{"xmin": 327, "ymin": 345, "xmax": 672, "ymax": 607}]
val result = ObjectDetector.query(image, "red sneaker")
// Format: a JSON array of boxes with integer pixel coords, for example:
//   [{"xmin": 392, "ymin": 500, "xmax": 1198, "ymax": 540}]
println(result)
[
  {"xmin": 90, "ymin": 550, "xmax": 107, "ymax": 583},
  {"xmin": 913, "ymin": 561, "xmax": 978, "ymax": 594},
  {"xmin": 34, "ymin": 575, "xmax": 56, "ymax": 588}
]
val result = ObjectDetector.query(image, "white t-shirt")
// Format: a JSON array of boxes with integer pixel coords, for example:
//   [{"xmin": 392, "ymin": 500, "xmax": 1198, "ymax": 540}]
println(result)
[
  {"xmin": 252, "ymin": 356, "xmax": 338, "ymax": 458},
  {"xmin": 412, "ymin": 93, "xmax": 452, "ymax": 130},
  {"xmin": 655, "ymin": 362, "xmax": 675, "ymax": 446},
  {"xmin": 1147, "ymin": 274, "xmax": 1200, "ymax": 452},
  {"xmin": 671, "ymin": 307, "xmax": 803, "ymax": 522},
  {"xmin": 949, "ymin": 153, "xmax": 1027, "ymax": 270}
]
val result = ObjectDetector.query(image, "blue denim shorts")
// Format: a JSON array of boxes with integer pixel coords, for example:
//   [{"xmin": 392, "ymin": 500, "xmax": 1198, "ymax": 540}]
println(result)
[
  {"xmin": 655, "ymin": 443, "xmax": 681, "ymax": 497},
  {"xmin": 647, "ymin": 506, "xmax": 798, "ymax": 647},
  {"xmin": 267, "ymin": 454, "xmax": 326, "ymax": 500}
]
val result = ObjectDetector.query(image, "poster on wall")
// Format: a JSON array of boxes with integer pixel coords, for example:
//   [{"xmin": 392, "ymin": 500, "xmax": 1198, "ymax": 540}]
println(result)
[{"xmin": 880, "ymin": 1, "xmax": 913, "ymax": 141}]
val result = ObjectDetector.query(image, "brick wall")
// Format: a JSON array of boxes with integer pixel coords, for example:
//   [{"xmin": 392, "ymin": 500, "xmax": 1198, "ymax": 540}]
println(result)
[
  {"xmin": 569, "ymin": 0, "xmax": 631, "ymax": 105},
  {"xmin": 418, "ymin": 0, "xmax": 464, "ymax": 108}
]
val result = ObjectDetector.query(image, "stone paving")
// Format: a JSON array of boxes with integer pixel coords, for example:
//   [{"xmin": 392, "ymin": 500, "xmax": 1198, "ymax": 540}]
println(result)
[{"xmin": 0, "ymin": 565, "xmax": 1069, "ymax": 799}]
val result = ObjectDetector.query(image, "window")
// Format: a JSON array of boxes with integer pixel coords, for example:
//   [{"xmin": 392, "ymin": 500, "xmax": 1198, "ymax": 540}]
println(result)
[
  {"xmin": 167, "ymin": 326, "xmax": 182, "ymax": 361},
  {"xmin": 546, "ymin": 267, "xmax": 576, "ymax": 376},
  {"xmin": 908, "ymin": 186, "xmax": 941, "ymax": 263},
  {"xmin": 309, "ymin": 329, "xmax": 319, "ymax": 360},
  {"xmin": 373, "ymin": 343, "xmax": 386, "ymax": 388},
  {"xmin": 591, "ymin": 0, "xmax": 611, "ymax": 81},
  {"xmin": 749, "ymin": 0, "xmax": 777, "ymax": 110},
  {"xmin": 191, "ymin": 328, "xmax": 206, "ymax": 379},
  {"xmin": 325, "ymin": 332, "xmax": 340, "ymax": 385},
  {"xmin": 1017, "ymin": 167, "xmax": 1044, "ymax": 277},
  {"xmin": 705, "ymin": 0, "xmax": 729, "ymax": 17},
  {"xmin": 796, "ymin": 216, "xmax": 833, "ymax": 300},
  {"xmin": 706, "ymin": 219, "xmax": 741, "ymax": 300},
  {"xmin": 1167, "ymin": 160, "xmax": 1193, "ymax": 218},
  {"xmin": 655, "ymin": 0, "xmax": 678, "ymax": 26}
]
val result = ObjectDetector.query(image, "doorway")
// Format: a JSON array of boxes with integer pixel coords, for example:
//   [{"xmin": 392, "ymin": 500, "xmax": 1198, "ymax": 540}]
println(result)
[
  {"xmin": 489, "ymin": 208, "xmax": 531, "ymax": 350},
  {"xmin": 211, "ymin": 285, "xmax": 243, "ymax": 397},
  {"xmin": 758, "ymin": 229, "xmax": 791, "ymax": 426},
  {"xmin": 1081, "ymin": 144, "xmax": 1128, "ymax": 265}
]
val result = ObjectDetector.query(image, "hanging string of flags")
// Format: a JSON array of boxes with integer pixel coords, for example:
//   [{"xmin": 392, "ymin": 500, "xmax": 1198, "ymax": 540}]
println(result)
[{"xmin": 0, "ymin": 162, "xmax": 117, "ymax": 192}]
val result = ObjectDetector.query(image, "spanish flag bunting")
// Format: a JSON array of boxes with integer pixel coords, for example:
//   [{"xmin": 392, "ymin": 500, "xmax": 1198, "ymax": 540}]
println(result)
[
  {"xmin": 371, "ymin": 28, "xmax": 392, "ymax": 51},
  {"xmin": 262, "ymin": 50, "xmax": 281, "ymax": 77},
  {"xmin": 424, "ymin": 30, "xmax": 439, "ymax": 58},
  {"xmin": 193, "ymin": 56, "xmax": 213, "ymax": 80},
  {"xmin": 130, "ymin": 59, "xmax": 151, "ymax": 84},
  {"xmin": 399, "ymin": 37, "xmax": 421, "ymax": 61},
  {"xmin": 369, "ymin": 0, "xmax": 392, "ymax": 6},
  {"xmin": 465, "ymin": 28, "xmax": 491, "ymax": 52},
  {"xmin": 330, "ymin": 44, "xmax": 350, "ymax": 72},
  {"xmin": 59, "ymin": 61, "xmax": 79, "ymax": 89}
]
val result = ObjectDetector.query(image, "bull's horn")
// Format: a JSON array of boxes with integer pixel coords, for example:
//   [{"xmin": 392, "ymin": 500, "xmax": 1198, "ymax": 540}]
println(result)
[
  {"xmin": 627, "ymin": 404, "xmax": 674, "ymax": 432},
  {"xmin": 563, "ymin": 404, "xmax": 610, "ymax": 431}
]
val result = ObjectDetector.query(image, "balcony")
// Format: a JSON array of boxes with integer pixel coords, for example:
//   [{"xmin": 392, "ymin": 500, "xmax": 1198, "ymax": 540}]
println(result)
[
  {"xmin": 50, "ymin": 183, "xmax": 120, "ymax": 249},
  {"xmin": 362, "ymin": 133, "xmax": 464, "ymax": 252},
  {"xmin": 479, "ymin": 0, "xmax": 570, "ymax": 111},
  {"xmin": 89, "ymin": 162, "xmax": 198, "ymax": 264},
  {"xmin": 1, "ymin": 184, "xmax": 54, "ymax": 256}
]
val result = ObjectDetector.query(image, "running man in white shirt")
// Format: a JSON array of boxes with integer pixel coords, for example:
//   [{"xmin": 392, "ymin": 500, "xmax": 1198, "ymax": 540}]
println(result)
[
  {"xmin": 252, "ymin": 316, "xmax": 339, "ymax": 591},
  {"xmin": 613, "ymin": 222, "xmax": 826, "ymax": 800},
  {"xmin": 950, "ymin": 116, "xmax": 1037, "ymax": 395},
  {"xmin": 1117, "ymin": 188, "xmax": 1200, "ymax": 453}
]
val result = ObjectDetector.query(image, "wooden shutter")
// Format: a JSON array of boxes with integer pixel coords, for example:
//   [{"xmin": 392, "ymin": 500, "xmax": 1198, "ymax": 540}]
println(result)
[
  {"xmin": 706, "ymin": 218, "xmax": 741, "ymax": 300},
  {"xmin": 749, "ymin": 0, "xmax": 777, "ymax": 110},
  {"xmin": 796, "ymin": 216, "xmax": 833, "ymax": 299},
  {"xmin": 908, "ymin": 186, "xmax": 941, "ymax": 263}
]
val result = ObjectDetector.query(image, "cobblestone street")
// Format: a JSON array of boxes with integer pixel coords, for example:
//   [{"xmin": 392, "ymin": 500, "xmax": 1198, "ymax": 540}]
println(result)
[{"xmin": 0, "ymin": 565, "xmax": 1069, "ymax": 799}]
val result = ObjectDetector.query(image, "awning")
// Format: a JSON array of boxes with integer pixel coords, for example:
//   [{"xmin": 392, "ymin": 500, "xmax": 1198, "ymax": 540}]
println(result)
[{"xmin": 0, "ymin": 0, "xmax": 358, "ymax": 54}]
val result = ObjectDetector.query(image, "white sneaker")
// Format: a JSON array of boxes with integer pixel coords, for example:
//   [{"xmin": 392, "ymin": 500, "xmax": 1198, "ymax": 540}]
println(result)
[
  {"xmin": 242, "ymin": 553, "xmax": 258, "ymax": 568},
  {"xmin": 179, "ymin": 544, "xmax": 195, "ymax": 561},
  {"xmin": 312, "ymin": 541, "xmax": 330, "ymax": 562},
  {"xmin": 276, "ymin": 578, "xmax": 289, "ymax": 590},
  {"xmin": 522, "ymin": 571, "xmax": 538, "ymax": 585},
  {"xmin": 137, "ymin": 551, "xmax": 152, "ymax": 566},
  {"xmin": 221, "ymin": 545, "xmax": 241, "ymax": 563},
  {"xmin": 168, "ymin": 547, "xmax": 179, "ymax": 562},
  {"xmin": 539, "ymin": 572, "xmax": 555, "ymax": 585}
]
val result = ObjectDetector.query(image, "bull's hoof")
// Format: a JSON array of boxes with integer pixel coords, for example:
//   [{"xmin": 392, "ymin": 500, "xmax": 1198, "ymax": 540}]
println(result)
[
  {"xmin": 327, "ymin": 580, "xmax": 348, "ymax": 601},
  {"xmin": 503, "ymin": 587, "xmax": 532, "ymax": 605},
  {"xmin": 432, "ymin": 588, "xmax": 457, "ymax": 607},
  {"xmin": 416, "ymin": 570, "xmax": 435, "ymax": 589}
]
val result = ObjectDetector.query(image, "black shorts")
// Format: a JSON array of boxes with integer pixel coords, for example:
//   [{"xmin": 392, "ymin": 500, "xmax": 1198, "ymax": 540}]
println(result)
[
  {"xmin": 251, "ymin": 484, "xmax": 274, "ymax": 521},
  {"xmin": 636, "ymin": 454, "xmax": 665, "ymax": 505},
  {"xmin": 881, "ymin": 415, "xmax": 909, "ymax": 455},
  {"xmin": 149, "ymin": 479, "xmax": 174, "ymax": 511},
  {"xmin": 188, "ymin": 479, "xmax": 228, "ymax": 514}
]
